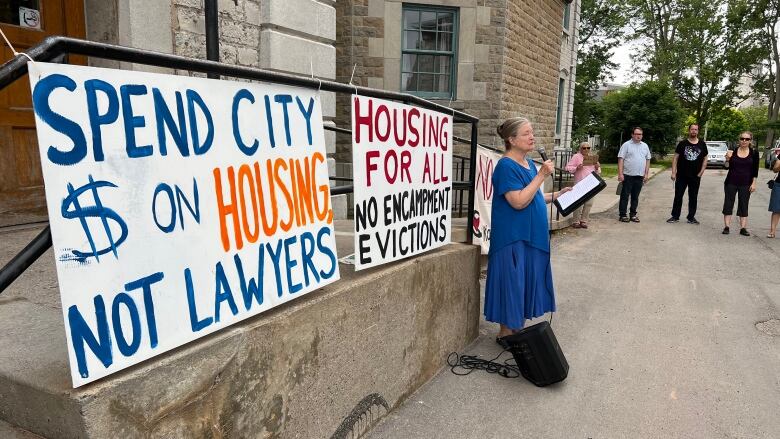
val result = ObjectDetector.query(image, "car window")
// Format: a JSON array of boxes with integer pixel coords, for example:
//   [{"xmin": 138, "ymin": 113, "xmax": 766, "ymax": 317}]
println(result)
[{"xmin": 707, "ymin": 143, "xmax": 727, "ymax": 151}]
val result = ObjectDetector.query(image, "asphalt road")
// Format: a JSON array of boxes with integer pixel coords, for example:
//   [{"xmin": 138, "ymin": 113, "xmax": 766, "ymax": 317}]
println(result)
[{"xmin": 367, "ymin": 167, "xmax": 780, "ymax": 439}]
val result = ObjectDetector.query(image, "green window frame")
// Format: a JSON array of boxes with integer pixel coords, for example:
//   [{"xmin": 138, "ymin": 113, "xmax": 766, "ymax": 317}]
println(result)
[
  {"xmin": 555, "ymin": 78, "xmax": 565, "ymax": 135},
  {"xmin": 401, "ymin": 4, "xmax": 458, "ymax": 99}
]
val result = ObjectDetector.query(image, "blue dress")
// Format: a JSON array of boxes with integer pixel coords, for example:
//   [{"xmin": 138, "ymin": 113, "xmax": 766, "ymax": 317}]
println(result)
[{"xmin": 484, "ymin": 157, "xmax": 556, "ymax": 330}]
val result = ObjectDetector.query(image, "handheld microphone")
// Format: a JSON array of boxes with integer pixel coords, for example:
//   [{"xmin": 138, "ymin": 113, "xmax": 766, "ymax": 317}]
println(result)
[{"xmin": 537, "ymin": 148, "xmax": 549, "ymax": 161}]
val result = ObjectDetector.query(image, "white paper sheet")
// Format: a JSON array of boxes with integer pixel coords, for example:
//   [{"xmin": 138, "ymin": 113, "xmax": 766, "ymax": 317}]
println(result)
[{"xmin": 556, "ymin": 173, "xmax": 601, "ymax": 210}]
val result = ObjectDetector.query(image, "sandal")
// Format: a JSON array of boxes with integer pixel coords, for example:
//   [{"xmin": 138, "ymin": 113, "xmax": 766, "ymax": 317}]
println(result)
[
  {"xmin": 572, "ymin": 222, "xmax": 583, "ymax": 229},
  {"xmin": 630, "ymin": 216, "xmax": 640, "ymax": 223},
  {"xmin": 768, "ymin": 233, "xmax": 776, "ymax": 239},
  {"xmin": 496, "ymin": 337, "xmax": 511, "ymax": 350},
  {"xmin": 580, "ymin": 222, "xmax": 588, "ymax": 229}
]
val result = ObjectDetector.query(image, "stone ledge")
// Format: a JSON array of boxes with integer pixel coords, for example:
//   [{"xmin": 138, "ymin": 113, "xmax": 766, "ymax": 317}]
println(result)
[{"xmin": 0, "ymin": 231, "xmax": 480, "ymax": 438}]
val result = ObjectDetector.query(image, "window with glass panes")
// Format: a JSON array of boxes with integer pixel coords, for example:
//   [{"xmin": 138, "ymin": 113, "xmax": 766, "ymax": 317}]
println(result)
[{"xmin": 401, "ymin": 6, "xmax": 458, "ymax": 99}]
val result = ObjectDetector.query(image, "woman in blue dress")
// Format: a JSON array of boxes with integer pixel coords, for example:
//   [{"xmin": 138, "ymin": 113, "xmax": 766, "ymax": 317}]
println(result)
[{"xmin": 485, "ymin": 117, "xmax": 570, "ymax": 346}]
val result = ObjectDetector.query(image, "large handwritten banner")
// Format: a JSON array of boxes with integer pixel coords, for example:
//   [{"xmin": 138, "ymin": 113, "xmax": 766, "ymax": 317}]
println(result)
[
  {"xmin": 351, "ymin": 96, "xmax": 452, "ymax": 270},
  {"xmin": 472, "ymin": 146, "xmax": 502, "ymax": 254},
  {"xmin": 28, "ymin": 63, "xmax": 339, "ymax": 387}
]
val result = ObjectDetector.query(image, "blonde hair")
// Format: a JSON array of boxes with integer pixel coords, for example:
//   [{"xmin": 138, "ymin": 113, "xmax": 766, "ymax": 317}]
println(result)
[{"xmin": 496, "ymin": 117, "xmax": 531, "ymax": 151}]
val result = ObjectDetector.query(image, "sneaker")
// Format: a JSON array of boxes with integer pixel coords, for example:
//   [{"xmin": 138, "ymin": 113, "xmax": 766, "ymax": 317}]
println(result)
[
  {"xmin": 619, "ymin": 217, "xmax": 630, "ymax": 223},
  {"xmin": 722, "ymin": 226, "xmax": 730, "ymax": 234},
  {"xmin": 666, "ymin": 217, "xmax": 679, "ymax": 223},
  {"xmin": 740, "ymin": 228, "xmax": 750, "ymax": 236},
  {"xmin": 630, "ymin": 216, "xmax": 640, "ymax": 223},
  {"xmin": 687, "ymin": 218, "xmax": 700, "ymax": 224}
]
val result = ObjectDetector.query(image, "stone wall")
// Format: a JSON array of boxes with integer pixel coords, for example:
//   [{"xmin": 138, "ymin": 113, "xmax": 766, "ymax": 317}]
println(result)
[
  {"xmin": 0, "ymin": 226, "xmax": 481, "ymax": 438},
  {"xmin": 335, "ymin": 0, "xmax": 568, "ymax": 160},
  {"xmin": 85, "ymin": 0, "xmax": 339, "ymax": 178},
  {"xmin": 501, "ymin": 0, "xmax": 564, "ymax": 157}
]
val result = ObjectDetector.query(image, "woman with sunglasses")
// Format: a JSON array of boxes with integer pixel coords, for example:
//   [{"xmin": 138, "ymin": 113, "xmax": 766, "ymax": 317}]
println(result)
[
  {"xmin": 565, "ymin": 142, "xmax": 601, "ymax": 228},
  {"xmin": 721, "ymin": 132, "xmax": 759, "ymax": 236}
]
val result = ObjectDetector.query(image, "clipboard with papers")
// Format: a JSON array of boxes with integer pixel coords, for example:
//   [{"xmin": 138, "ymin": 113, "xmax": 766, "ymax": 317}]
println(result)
[{"xmin": 553, "ymin": 171, "xmax": 607, "ymax": 217}]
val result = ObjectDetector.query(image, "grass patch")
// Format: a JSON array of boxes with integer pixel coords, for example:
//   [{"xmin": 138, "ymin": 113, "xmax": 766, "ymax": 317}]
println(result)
[
  {"xmin": 599, "ymin": 164, "xmax": 618, "ymax": 179},
  {"xmin": 595, "ymin": 161, "xmax": 670, "ymax": 180}
]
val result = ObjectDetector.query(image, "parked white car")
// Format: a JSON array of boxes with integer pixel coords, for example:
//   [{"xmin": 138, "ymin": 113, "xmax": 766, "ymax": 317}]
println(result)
[{"xmin": 706, "ymin": 141, "xmax": 729, "ymax": 169}]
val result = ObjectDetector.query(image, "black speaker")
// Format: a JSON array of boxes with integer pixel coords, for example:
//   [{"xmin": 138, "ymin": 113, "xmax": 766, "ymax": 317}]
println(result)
[{"xmin": 501, "ymin": 321, "xmax": 569, "ymax": 387}]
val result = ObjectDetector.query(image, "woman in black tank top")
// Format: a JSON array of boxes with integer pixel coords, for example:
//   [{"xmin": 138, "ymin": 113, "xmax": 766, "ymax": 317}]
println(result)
[{"xmin": 721, "ymin": 132, "xmax": 759, "ymax": 236}]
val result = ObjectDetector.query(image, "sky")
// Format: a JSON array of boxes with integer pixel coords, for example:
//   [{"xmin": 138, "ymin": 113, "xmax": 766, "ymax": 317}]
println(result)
[{"xmin": 610, "ymin": 41, "xmax": 647, "ymax": 85}]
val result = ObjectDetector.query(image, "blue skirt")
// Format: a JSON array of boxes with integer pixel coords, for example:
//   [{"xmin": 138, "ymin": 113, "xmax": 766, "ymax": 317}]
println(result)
[
  {"xmin": 484, "ymin": 239, "xmax": 556, "ymax": 330},
  {"xmin": 770, "ymin": 184, "xmax": 780, "ymax": 213}
]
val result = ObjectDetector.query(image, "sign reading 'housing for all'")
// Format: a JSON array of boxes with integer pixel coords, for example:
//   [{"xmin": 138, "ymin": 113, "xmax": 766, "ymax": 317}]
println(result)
[
  {"xmin": 28, "ymin": 62, "xmax": 340, "ymax": 387},
  {"xmin": 351, "ymin": 96, "xmax": 452, "ymax": 271}
]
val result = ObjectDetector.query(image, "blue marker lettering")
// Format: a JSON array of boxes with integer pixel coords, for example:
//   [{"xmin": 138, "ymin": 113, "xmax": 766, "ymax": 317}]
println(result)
[
  {"xmin": 153, "ymin": 88, "xmax": 190, "ymax": 157},
  {"xmin": 32, "ymin": 74, "xmax": 87, "ymax": 166},
  {"xmin": 111, "ymin": 292, "xmax": 142, "ymax": 356},
  {"xmin": 186, "ymin": 89, "xmax": 214, "ymax": 155},
  {"xmin": 120, "ymin": 84, "xmax": 153, "ymax": 158},
  {"xmin": 85, "ymin": 79, "xmax": 119, "ymax": 162},
  {"xmin": 296, "ymin": 96, "xmax": 315, "ymax": 146},
  {"xmin": 232, "ymin": 89, "xmax": 259, "ymax": 155},
  {"xmin": 68, "ymin": 294, "xmax": 113, "ymax": 378},
  {"xmin": 124, "ymin": 272, "xmax": 164, "ymax": 349},
  {"xmin": 184, "ymin": 268, "xmax": 213, "ymax": 332},
  {"xmin": 274, "ymin": 94, "xmax": 293, "ymax": 146},
  {"xmin": 213, "ymin": 261, "xmax": 238, "ymax": 323}
]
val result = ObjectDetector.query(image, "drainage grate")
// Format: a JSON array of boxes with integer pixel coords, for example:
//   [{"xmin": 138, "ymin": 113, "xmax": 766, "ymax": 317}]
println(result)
[{"xmin": 755, "ymin": 319, "xmax": 780, "ymax": 336}]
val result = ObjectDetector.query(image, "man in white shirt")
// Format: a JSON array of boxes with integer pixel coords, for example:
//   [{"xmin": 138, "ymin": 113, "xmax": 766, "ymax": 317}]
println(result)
[{"xmin": 617, "ymin": 127, "xmax": 651, "ymax": 223}]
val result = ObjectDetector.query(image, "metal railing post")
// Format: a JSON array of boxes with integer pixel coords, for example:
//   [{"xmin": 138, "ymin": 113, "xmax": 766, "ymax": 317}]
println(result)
[
  {"xmin": 466, "ymin": 122, "xmax": 478, "ymax": 244},
  {"xmin": 205, "ymin": 0, "xmax": 220, "ymax": 79},
  {"xmin": 0, "ymin": 227, "xmax": 52, "ymax": 293}
]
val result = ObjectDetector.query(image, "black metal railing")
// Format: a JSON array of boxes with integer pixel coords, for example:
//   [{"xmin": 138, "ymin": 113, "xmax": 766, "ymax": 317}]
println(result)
[{"xmin": 0, "ymin": 36, "xmax": 480, "ymax": 294}]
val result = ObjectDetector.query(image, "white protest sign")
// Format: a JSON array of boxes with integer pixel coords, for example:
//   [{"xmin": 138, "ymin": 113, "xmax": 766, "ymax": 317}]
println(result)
[
  {"xmin": 28, "ymin": 62, "xmax": 339, "ymax": 387},
  {"xmin": 351, "ymin": 96, "xmax": 452, "ymax": 270},
  {"xmin": 472, "ymin": 145, "xmax": 502, "ymax": 254}
]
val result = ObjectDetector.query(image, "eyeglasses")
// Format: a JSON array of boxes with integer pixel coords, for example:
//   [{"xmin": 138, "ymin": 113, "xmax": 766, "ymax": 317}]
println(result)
[{"xmin": 739, "ymin": 137, "xmax": 752, "ymax": 141}]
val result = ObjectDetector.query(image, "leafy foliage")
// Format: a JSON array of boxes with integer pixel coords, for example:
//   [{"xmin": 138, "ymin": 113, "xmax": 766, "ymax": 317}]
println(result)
[
  {"xmin": 600, "ymin": 81, "xmax": 686, "ymax": 160},
  {"xmin": 627, "ymin": 0, "xmax": 765, "ymax": 125},
  {"xmin": 740, "ymin": 106, "xmax": 769, "ymax": 147},
  {"xmin": 572, "ymin": 0, "xmax": 629, "ymax": 147},
  {"xmin": 706, "ymin": 108, "xmax": 749, "ymax": 142}
]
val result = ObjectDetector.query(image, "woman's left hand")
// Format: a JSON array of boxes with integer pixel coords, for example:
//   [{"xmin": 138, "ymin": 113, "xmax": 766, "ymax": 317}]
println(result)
[
  {"xmin": 750, "ymin": 182, "xmax": 756, "ymax": 193},
  {"xmin": 559, "ymin": 187, "xmax": 573, "ymax": 195}
]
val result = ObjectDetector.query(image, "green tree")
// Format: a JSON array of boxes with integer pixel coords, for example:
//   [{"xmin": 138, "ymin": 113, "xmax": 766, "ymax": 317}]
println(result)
[
  {"xmin": 706, "ymin": 108, "xmax": 749, "ymax": 141},
  {"xmin": 740, "ymin": 105, "xmax": 769, "ymax": 147},
  {"xmin": 601, "ymin": 81, "xmax": 686, "ymax": 161},
  {"xmin": 750, "ymin": 0, "xmax": 780, "ymax": 148},
  {"xmin": 572, "ymin": 0, "xmax": 629, "ymax": 147},
  {"xmin": 628, "ymin": 0, "xmax": 764, "ymax": 125}
]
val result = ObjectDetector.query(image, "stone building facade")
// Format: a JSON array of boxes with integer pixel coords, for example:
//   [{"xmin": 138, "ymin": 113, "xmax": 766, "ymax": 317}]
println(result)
[
  {"xmin": 84, "ymin": 0, "xmax": 339, "ymax": 177},
  {"xmin": 335, "ymin": 0, "xmax": 579, "ymax": 159}
]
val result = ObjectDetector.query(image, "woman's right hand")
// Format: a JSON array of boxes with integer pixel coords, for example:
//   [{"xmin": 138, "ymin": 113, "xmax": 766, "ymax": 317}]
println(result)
[{"xmin": 540, "ymin": 160, "xmax": 554, "ymax": 177}]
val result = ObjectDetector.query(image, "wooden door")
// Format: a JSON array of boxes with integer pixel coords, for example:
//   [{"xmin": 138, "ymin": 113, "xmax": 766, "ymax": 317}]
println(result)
[{"xmin": 0, "ymin": 0, "xmax": 85, "ymax": 227}]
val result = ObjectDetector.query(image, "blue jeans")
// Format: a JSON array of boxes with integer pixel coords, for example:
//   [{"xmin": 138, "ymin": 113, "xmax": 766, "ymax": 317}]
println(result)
[{"xmin": 619, "ymin": 175, "xmax": 644, "ymax": 218}]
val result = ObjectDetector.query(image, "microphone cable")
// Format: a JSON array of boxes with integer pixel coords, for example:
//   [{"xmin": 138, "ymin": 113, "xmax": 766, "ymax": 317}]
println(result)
[{"xmin": 446, "ymin": 350, "xmax": 521, "ymax": 378}]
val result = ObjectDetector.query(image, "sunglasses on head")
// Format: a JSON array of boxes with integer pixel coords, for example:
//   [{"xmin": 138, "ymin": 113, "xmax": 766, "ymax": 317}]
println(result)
[{"xmin": 739, "ymin": 137, "xmax": 752, "ymax": 141}]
